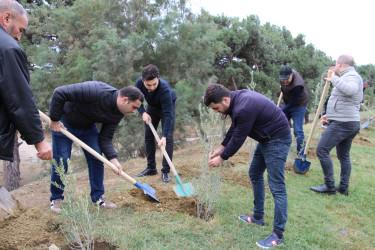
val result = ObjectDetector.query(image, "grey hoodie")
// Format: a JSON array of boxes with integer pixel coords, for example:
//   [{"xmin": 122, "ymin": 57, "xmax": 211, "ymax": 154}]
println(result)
[{"xmin": 326, "ymin": 67, "xmax": 363, "ymax": 122}]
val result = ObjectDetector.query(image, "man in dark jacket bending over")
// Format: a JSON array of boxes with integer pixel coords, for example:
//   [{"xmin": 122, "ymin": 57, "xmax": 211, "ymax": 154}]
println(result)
[
  {"xmin": 48, "ymin": 82, "xmax": 144, "ymax": 213},
  {"xmin": 0, "ymin": 0, "xmax": 52, "ymax": 162},
  {"xmin": 135, "ymin": 64, "xmax": 177, "ymax": 183},
  {"xmin": 204, "ymin": 83, "xmax": 291, "ymax": 249},
  {"xmin": 279, "ymin": 65, "xmax": 308, "ymax": 156}
]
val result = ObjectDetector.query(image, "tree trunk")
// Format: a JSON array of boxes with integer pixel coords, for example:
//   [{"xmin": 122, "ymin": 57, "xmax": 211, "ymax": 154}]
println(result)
[{"xmin": 3, "ymin": 132, "xmax": 22, "ymax": 191}]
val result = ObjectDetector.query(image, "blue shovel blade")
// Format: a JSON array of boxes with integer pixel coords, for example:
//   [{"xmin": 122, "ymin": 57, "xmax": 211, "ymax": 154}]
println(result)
[
  {"xmin": 134, "ymin": 182, "xmax": 160, "ymax": 202},
  {"xmin": 293, "ymin": 155, "xmax": 311, "ymax": 175},
  {"xmin": 361, "ymin": 119, "xmax": 371, "ymax": 129}
]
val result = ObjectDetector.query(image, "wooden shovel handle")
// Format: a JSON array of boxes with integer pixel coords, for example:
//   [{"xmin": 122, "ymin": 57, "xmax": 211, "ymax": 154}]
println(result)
[
  {"xmin": 277, "ymin": 92, "xmax": 283, "ymax": 108},
  {"xmin": 303, "ymin": 80, "xmax": 331, "ymax": 156},
  {"xmin": 38, "ymin": 110, "xmax": 136, "ymax": 185},
  {"xmin": 147, "ymin": 122, "xmax": 178, "ymax": 177}
]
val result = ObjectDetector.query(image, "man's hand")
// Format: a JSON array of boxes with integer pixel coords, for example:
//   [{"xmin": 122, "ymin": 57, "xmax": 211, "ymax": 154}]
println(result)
[
  {"xmin": 35, "ymin": 140, "xmax": 53, "ymax": 160},
  {"xmin": 110, "ymin": 158, "xmax": 122, "ymax": 175},
  {"xmin": 158, "ymin": 136, "xmax": 166, "ymax": 148},
  {"xmin": 142, "ymin": 113, "xmax": 151, "ymax": 125},
  {"xmin": 208, "ymin": 155, "xmax": 224, "ymax": 168},
  {"xmin": 209, "ymin": 145, "xmax": 225, "ymax": 160},
  {"xmin": 326, "ymin": 70, "xmax": 335, "ymax": 82},
  {"xmin": 50, "ymin": 120, "xmax": 66, "ymax": 132},
  {"xmin": 320, "ymin": 115, "xmax": 329, "ymax": 124}
]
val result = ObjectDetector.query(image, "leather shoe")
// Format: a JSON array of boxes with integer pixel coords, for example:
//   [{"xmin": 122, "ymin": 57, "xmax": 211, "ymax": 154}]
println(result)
[
  {"xmin": 162, "ymin": 172, "xmax": 171, "ymax": 183},
  {"xmin": 309, "ymin": 184, "xmax": 336, "ymax": 195},
  {"xmin": 137, "ymin": 168, "xmax": 158, "ymax": 177},
  {"xmin": 335, "ymin": 186, "xmax": 349, "ymax": 196}
]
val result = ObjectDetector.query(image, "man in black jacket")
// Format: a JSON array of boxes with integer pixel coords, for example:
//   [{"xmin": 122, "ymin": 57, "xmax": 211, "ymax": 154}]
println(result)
[
  {"xmin": 48, "ymin": 82, "xmax": 144, "ymax": 213},
  {"xmin": 0, "ymin": 0, "xmax": 52, "ymax": 162},
  {"xmin": 278, "ymin": 65, "xmax": 308, "ymax": 156},
  {"xmin": 135, "ymin": 65, "xmax": 177, "ymax": 183},
  {"xmin": 205, "ymin": 83, "xmax": 292, "ymax": 249}
]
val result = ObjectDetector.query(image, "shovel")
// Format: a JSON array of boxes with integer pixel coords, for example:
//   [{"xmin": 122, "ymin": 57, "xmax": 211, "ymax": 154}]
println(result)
[
  {"xmin": 148, "ymin": 122, "xmax": 195, "ymax": 197},
  {"xmin": 39, "ymin": 110, "xmax": 160, "ymax": 202},
  {"xmin": 277, "ymin": 92, "xmax": 283, "ymax": 107},
  {"xmin": 0, "ymin": 186, "xmax": 16, "ymax": 215},
  {"xmin": 294, "ymin": 79, "xmax": 331, "ymax": 174},
  {"xmin": 361, "ymin": 114, "xmax": 375, "ymax": 129}
]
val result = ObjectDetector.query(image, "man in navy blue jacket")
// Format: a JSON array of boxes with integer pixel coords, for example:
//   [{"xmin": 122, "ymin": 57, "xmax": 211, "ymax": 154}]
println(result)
[
  {"xmin": 204, "ymin": 83, "xmax": 291, "ymax": 249},
  {"xmin": 48, "ymin": 82, "xmax": 144, "ymax": 213},
  {"xmin": 135, "ymin": 65, "xmax": 177, "ymax": 183}
]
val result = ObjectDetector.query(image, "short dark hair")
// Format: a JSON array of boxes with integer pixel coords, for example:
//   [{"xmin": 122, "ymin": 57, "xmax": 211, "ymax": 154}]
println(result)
[
  {"xmin": 364, "ymin": 81, "xmax": 371, "ymax": 86},
  {"xmin": 204, "ymin": 83, "xmax": 231, "ymax": 106},
  {"xmin": 119, "ymin": 86, "xmax": 144, "ymax": 103},
  {"xmin": 142, "ymin": 64, "xmax": 159, "ymax": 81}
]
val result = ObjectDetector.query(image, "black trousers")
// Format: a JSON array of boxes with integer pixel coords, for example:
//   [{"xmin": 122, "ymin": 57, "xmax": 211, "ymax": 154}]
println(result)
[{"xmin": 144, "ymin": 103, "xmax": 175, "ymax": 173}]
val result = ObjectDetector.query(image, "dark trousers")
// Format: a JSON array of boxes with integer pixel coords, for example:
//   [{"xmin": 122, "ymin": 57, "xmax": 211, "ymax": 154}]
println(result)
[
  {"xmin": 50, "ymin": 119, "xmax": 104, "ymax": 203},
  {"xmin": 249, "ymin": 133, "xmax": 292, "ymax": 233},
  {"xmin": 316, "ymin": 120, "xmax": 360, "ymax": 189},
  {"xmin": 144, "ymin": 103, "xmax": 175, "ymax": 173}
]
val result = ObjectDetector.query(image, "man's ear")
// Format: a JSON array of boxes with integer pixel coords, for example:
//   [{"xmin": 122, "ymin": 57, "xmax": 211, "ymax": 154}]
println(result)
[
  {"xmin": 122, "ymin": 97, "xmax": 129, "ymax": 104},
  {"xmin": 2, "ymin": 12, "xmax": 12, "ymax": 26},
  {"xmin": 222, "ymin": 97, "xmax": 230, "ymax": 105}
]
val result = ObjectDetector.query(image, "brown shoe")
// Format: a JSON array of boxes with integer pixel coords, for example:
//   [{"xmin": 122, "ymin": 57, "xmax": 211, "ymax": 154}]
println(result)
[
  {"xmin": 94, "ymin": 196, "xmax": 117, "ymax": 209},
  {"xmin": 50, "ymin": 199, "xmax": 62, "ymax": 213}
]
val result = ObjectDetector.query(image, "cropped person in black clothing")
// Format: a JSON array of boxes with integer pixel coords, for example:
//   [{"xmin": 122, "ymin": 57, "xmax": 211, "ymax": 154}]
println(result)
[{"xmin": 135, "ymin": 65, "xmax": 177, "ymax": 183}]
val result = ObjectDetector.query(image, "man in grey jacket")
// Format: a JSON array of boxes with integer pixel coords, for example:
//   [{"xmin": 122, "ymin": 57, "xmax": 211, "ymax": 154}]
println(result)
[{"xmin": 310, "ymin": 55, "xmax": 362, "ymax": 196}]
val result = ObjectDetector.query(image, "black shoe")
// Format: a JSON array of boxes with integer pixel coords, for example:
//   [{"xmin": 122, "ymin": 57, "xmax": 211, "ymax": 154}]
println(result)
[
  {"xmin": 162, "ymin": 172, "xmax": 171, "ymax": 183},
  {"xmin": 309, "ymin": 184, "xmax": 336, "ymax": 195},
  {"xmin": 137, "ymin": 168, "xmax": 158, "ymax": 177},
  {"xmin": 335, "ymin": 186, "xmax": 349, "ymax": 196}
]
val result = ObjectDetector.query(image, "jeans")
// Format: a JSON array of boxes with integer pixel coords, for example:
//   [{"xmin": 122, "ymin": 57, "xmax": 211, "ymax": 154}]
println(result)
[
  {"xmin": 50, "ymin": 118, "xmax": 105, "ymax": 203},
  {"xmin": 144, "ymin": 103, "xmax": 175, "ymax": 173},
  {"xmin": 249, "ymin": 133, "xmax": 292, "ymax": 233},
  {"xmin": 316, "ymin": 121, "xmax": 360, "ymax": 189},
  {"xmin": 284, "ymin": 105, "xmax": 306, "ymax": 156}
]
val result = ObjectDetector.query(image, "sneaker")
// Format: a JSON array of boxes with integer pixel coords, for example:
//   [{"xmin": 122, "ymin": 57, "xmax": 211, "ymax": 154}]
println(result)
[
  {"xmin": 238, "ymin": 215, "xmax": 264, "ymax": 226},
  {"xmin": 256, "ymin": 232, "xmax": 284, "ymax": 249},
  {"xmin": 94, "ymin": 196, "xmax": 117, "ymax": 209},
  {"xmin": 50, "ymin": 199, "xmax": 62, "ymax": 213}
]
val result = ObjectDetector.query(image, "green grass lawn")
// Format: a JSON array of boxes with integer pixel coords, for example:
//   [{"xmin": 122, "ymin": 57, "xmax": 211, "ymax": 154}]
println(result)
[{"xmin": 80, "ymin": 125, "xmax": 375, "ymax": 249}]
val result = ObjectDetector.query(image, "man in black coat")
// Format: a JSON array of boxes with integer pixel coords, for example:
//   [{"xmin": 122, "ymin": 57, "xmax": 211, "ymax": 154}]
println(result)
[
  {"xmin": 48, "ymin": 82, "xmax": 144, "ymax": 213},
  {"xmin": 0, "ymin": 0, "xmax": 52, "ymax": 162},
  {"xmin": 135, "ymin": 65, "xmax": 177, "ymax": 183}
]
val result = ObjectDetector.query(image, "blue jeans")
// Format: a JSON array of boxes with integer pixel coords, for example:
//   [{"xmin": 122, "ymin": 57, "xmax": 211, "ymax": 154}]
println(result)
[
  {"xmin": 249, "ymin": 133, "xmax": 292, "ymax": 233},
  {"xmin": 50, "ymin": 119, "xmax": 105, "ymax": 203},
  {"xmin": 284, "ymin": 105, "xmax": 306, "ymax": 155},
  {"xmin": 316, "ymin": 121, "xmax": 360, "ymax": 189},
  {"xmin": 144, "ymin": 103, "xmax": 175, "ymax": 173}
]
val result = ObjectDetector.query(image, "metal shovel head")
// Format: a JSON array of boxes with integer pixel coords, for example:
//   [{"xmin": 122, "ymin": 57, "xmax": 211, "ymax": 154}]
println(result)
[
  {"xmin": 293, "ymin": 157, "xmax": 311, "ymax": 175},
  {"xmin": 173, "ymin": 182, "xmax": 195, "ymax": 197},
  {"xmin": 0, "ymin": 186, "xmax": 16, "ymax": 215},
  {"xmin": 134, "ymin": 182, "xmax": 160, "ymax": 202},
  {"xmin": 361, "ymin": 119, "xmax": 372, "ymax": 129}
]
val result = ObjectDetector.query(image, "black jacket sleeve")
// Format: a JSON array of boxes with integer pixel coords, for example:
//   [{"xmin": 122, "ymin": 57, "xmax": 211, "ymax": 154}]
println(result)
[{"xmin": 0, "ymin": 47, "xmax": 44, "ymax": 145}]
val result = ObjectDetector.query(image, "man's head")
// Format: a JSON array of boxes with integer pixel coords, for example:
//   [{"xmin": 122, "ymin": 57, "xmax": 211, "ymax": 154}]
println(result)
[
  {"xmin": 334, "ymin": 54, "xmax": 354, "ymax": 73},
  {"xmin": 117, "ymin": 86, "xmax": 144, "ymax": 115},
  {"xmin": 0, "ymin": 0, "xmax": 28, "ymax": 41},
  {"xmin": 364, "ymin": 81, "xmax": 371, "ymax": 89},
  {"xmin": 204, "ymin": 83, "xmax": 231, "ymax": 115},
  {"xmin": 142, "ymin": 64, "xmax": 159, "ymax": 92},
  {"xmin": 279, "ymin": 65, "xmax": 294, "ymax": 85}
]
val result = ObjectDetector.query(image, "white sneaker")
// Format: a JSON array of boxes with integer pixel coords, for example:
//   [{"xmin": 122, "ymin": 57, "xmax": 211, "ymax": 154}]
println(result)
[{"xmin": 50, "ymin": 199, "xmax": 62, "ymax": 213}]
